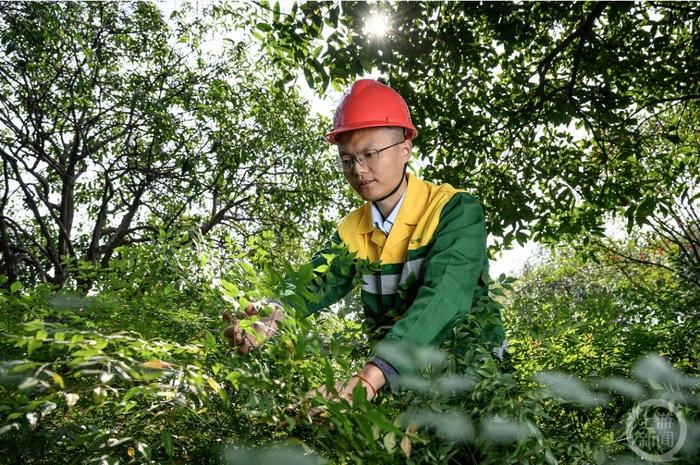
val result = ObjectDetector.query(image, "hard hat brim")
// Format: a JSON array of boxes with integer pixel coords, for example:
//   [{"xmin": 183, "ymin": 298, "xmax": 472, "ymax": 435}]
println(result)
[{"xmin": 325, "ymin": 122, "xmax": 418, "ymax": 145}]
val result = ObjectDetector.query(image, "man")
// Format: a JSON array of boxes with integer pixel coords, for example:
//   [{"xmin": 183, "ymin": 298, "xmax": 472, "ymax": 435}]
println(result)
[{"xmin": 224, "ymin": 79, "xmax": 505, "ymax": 402}]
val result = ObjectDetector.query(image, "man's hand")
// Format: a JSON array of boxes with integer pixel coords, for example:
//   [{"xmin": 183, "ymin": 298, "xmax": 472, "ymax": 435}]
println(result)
[
  {"xmin": 310, "ymin": 363, "xmax": 386, "ymax": 403},
  {"xmin": 276, "ymin": 364, "xmax": 388, "ymax": 428},
  {"xmin": 314, "ymin": 377, "xmax": 365, "ymax": 403},
  {"xmin": 222, "ymin": 302, "xmax": 284, "ymax": 354}
]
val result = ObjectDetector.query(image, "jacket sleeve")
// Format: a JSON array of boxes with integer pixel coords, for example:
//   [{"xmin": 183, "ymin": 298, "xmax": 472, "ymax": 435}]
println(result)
[
  {"xmin": 380, "ymin": 193, "xmax": 487, "ymax": 374},
  {"xmin": 285, "ymin": 230, "xmax": 358, "ymax": 317}
]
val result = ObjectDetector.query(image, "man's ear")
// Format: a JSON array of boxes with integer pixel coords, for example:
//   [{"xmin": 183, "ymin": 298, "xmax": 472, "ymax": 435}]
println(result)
[{"xmin": 400, "ymin": 140, "xmax": 412, "ymax": 163}]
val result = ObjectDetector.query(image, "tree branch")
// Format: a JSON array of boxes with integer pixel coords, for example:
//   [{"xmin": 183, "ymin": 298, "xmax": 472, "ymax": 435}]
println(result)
[{"xmin": 534, "ymin": 2, "xmax": 609, "ymax": 107}]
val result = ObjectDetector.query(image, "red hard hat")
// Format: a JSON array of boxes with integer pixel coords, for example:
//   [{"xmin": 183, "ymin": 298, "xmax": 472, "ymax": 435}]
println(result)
[{"xmin": 325, "ymin": 79, "xmax": 418, "ymax": 144}]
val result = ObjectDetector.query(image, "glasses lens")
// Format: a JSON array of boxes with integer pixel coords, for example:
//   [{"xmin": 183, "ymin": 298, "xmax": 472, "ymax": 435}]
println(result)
[
  {"xmin": 364, "ymin": 149, "xmax": 380, "ymax": 163},
  {"xmin": 336, "ymin": 158, "xmax": 353, "ymax": 172}
]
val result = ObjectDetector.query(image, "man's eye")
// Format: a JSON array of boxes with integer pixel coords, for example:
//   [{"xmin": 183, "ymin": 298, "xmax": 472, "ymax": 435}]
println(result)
[
  {"xmin": 365, "ymin": 150, "xmax": 379, "ymax": 159},
  {"xmin": 341, "ymin": 158, "xmax": 354, "ymax": 166}
]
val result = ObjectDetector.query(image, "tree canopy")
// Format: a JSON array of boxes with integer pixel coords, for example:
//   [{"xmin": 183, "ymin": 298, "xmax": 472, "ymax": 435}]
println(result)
[
  {"xmin": 252, "ymin": 1, "xmax": 699, "ymax": 251},
  {"xmin": 0, "ymin": 1, "xmax": 345, "ymax": 287}
]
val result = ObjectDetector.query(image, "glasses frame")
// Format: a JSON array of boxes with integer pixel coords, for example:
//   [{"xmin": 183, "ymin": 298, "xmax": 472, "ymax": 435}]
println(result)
[{"xmin": 336, "ymin": 138, "xmax": 406, "ymax": 173}]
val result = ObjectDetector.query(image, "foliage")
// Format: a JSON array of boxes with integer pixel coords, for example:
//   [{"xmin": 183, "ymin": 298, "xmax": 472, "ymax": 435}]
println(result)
[
  {"xmin": 503, "ymin": 239, "xmax": 699, "ymax": 462},
  {"xmin": 0, "ymin": 1, "xmax": 346, "ymax": 288},
  {"xmin": 249, "ymin": 1, "xmax": 700, "ymax": 250},
  {"xmin": 507, "ymin": 243, "xmax": 699, "ymax": 379},
  {"xmin": 1, "ymin": 236, "xmax": 698, "ymax": 464},
  {"xmin": 0, "ymin": 2, "xmax": 698, "ymax": 464}
]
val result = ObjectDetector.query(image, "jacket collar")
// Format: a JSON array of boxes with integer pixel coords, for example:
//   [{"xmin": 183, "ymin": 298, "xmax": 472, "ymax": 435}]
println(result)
[{"xmin": 354, "ymin": 172, "xmax": 429, "ymax": 235}]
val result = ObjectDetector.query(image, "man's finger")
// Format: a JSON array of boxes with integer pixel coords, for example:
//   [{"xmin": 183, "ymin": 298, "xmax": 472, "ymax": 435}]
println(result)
[
  {"xmin": 240, "ymin": 333, "xmax": 254, "ymax": 353},
  {"xmin": 244, "ymin": 303, "xmax": 259, "ymax": 317},
  {"xmin": 224, "ymin": 323, "xmax": 246, "ymax": 346},
  {"xmin": 238, "ymin": 343, "xmax": 251, "ymax": 355},
  {"xmin": 223, "ymin": 325, "xmax": 237, "ymax": 345},
  {"xmin": 307, "ymin": 405, "xmax": 327, "ymax": 419}
]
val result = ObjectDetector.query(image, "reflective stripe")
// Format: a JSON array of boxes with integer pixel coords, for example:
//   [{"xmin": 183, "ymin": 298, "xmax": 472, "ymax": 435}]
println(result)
[
  {"xmin": 362, "ymin": 258, "xmax": 425, "ymax": 296},
  {"xmin": 399, "ymin": 257, "xmax": 425, "ymax": 284},
  {"xmin": 381, "ymin": 274, "xmax": 400, "ymax": 295},
  {"xmin": 361, "ymin": 273, "xmax": 401, "ymax": 295},
  {"xmin": 361, "ymin": 274, "xmax": 379, "ymax": 294}
]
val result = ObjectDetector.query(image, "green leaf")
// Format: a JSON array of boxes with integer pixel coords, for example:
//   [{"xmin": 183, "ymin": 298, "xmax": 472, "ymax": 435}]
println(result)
[
  {"xmin": 545, "ymin": 448, "xmax": 558, "ymax": 465},
  {"xmin": 594, "ymin": 447, "xmax": 606, "ymax": 465},
  {"xmin": 490, "ymin": 287, "xmax": 505, "ymax": 297},
  {"xmin": 122, "ymin": 387, "xmax": 142, "ymax": 403},
  {"xmin": 303, "ymin": 65, "xmax": 316, "ymax": 88},
  {"xmin": 273, "ymin": 1, "xmax": 280, "ymax": 23},
  {"xmin": 161, "ymin": 430, "xmax": 174, "ymax": 457},
  {"xmin": 251, "ymin": 30, "xmax": 265, "ymax": 42},
  {"xmin": 27, "ymin": 338, "xmax": 42, "ymax": 356},
  {"xmin": 123, "ymin": 401, "xmax": 137, "ymax": 413},
  {"xmin": 23, "ymin": 319, "xmax": 44, "ymax": 332},
  {"xmin": 51, "ymin": 373, "xmax": 65, "ymax": 389},
  {"xmin": 221, "ymin": 279, "xmax": 239, "ymax": 298}
]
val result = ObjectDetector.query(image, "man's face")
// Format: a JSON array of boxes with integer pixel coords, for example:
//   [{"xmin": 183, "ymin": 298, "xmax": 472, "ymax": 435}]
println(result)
[{"xmin": 337, "ymin": 127, "xmax": 411, "ymax": 202}]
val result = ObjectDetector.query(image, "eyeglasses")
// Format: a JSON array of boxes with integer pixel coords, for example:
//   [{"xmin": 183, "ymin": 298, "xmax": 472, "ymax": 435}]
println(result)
[{"xmin": 335, "ymin": 139, "xmax": 405, "ymax": 173}]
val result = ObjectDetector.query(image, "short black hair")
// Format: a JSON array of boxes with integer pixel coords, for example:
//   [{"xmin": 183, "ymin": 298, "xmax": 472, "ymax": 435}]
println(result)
[{"xmin": 335, "ymin": 126, "xmax": 405, "ymax": 144}]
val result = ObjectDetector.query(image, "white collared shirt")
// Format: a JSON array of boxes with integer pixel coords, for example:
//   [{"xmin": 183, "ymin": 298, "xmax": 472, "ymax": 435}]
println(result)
[{"xmin": 371, "ymin": 189, "xmax": 408, "ymax": 236}]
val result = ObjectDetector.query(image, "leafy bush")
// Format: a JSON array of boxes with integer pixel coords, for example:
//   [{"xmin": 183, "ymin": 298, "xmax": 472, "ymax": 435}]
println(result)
[{"xmin": 0, "ymin": 239, "xmax": 698, "ymax": 464}]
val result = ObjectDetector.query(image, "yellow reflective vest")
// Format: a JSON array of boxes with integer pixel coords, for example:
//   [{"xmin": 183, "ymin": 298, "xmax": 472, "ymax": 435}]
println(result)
[{"xmin": 295, "ymin": 173, "xmax": 505, "ymax": 374}]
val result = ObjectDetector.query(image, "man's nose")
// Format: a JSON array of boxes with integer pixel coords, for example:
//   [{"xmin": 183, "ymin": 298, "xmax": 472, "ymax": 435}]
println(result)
[{"xmin": 351, "ymin": 158, "xmax": 368, "ymax": 176}]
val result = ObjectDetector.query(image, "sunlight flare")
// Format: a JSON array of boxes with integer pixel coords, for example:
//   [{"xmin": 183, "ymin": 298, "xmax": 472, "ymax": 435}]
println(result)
[{"xmin": 364, "ymin": 11, "xmax": 390, "ymax": 38}]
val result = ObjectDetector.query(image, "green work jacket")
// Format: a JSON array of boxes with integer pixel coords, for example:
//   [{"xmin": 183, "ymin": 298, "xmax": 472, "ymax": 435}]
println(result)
[{"xmin": 293, "ymin": 173, "xmax": 505, "ymax": 374}]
